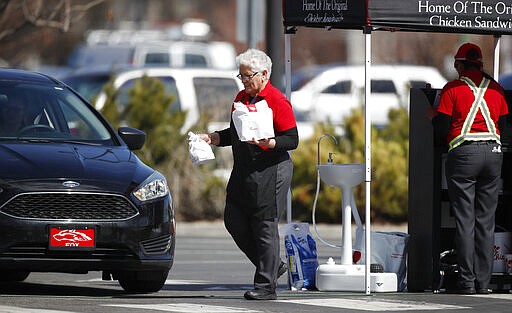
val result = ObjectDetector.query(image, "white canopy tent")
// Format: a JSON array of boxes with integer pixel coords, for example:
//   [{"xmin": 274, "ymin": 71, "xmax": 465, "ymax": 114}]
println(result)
[{"xmin": 282, "ymin": 0, "xmax": 512, "ymax": 294}]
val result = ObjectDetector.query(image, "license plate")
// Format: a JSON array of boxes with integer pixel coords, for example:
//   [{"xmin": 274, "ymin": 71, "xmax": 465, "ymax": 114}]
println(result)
[{"xmin": 49, "ymin": 227, "xmax": 95, "ymax": 250}]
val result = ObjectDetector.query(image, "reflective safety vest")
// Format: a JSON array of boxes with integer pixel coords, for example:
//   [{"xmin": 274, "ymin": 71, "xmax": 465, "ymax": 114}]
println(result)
[{"xmin": 448, "ymin": 76, "xmax": 501, "ymax": 151}]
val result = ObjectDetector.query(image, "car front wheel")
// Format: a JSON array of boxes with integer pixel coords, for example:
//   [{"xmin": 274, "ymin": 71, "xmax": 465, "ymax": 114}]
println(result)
[
  {"xmin": 116, "ymin": 270, "xmax": 169, "ymax": 293},
  {"xmin": 0, "ymin": 271, "xmax": 30, "ymax": 282}
]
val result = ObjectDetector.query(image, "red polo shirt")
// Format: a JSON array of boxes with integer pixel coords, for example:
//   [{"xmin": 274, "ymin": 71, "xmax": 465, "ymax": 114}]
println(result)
[{"xmin": 436, "ymin": 70, "xmax": 508, "ymax": 144}]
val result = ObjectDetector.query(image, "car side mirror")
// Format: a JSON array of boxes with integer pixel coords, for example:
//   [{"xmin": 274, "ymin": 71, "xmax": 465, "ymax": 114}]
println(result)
[{"xmin": 118, "ymin": 127, "xmax": 146, "ymax": 150}]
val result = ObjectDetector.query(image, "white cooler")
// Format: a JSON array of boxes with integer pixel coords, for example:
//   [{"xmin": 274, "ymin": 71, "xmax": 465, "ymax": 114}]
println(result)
[{"xmin": 316, "ymin": 260, "xmax": 397, "ymax": 292}]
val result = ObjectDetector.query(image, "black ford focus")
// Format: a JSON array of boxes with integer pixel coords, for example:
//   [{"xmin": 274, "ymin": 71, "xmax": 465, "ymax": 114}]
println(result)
[{"xmin": 0, "ymin": 69, "xmax": 175, "ymax": 293}]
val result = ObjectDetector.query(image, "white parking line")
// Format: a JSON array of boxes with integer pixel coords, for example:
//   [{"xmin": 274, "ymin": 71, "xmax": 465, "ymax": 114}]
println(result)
[
  {"xmin": 0, "ymin": 306, "xmax": 75, "ymax": 313},
  {"xmin": 165, "ymin": 279, "xmax": 210, "ymax": 285},
  {"xmin": 104, "ymin": 303, "xmax": 260, "ymax": 312},
  {"xmin": 276, "ymin": 298, "xmax": 470, "ymax": 311},
  {"xmin": 77, "ymin": 278, "xmax": 209, "ymax": 285},
  {"xmin": 467, "ymin": 293, "xmax": 512, "ymax": 299}
]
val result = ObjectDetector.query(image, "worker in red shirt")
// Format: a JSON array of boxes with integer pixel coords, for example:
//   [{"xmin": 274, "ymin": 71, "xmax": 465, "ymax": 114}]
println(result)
[
  {"xmin": 433, "ymin": 42, "xmax": 509, "ymax": 294},
  {"xmin": 199, "ymin": 48, "xmax": 298, "ymax": 300}
]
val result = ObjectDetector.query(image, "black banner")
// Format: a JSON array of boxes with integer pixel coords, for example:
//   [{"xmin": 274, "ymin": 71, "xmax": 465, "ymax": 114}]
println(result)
[
  {"xmin": 283, "ymin": 0, "xmax": 512, "ymax": 35},
  {"xmin": 369, "ymin": 0, "xmax": 512, "ymax": 34},
  {"xmin": 282, "ymin": 0, "xmax": 367, "ymax": 30}
]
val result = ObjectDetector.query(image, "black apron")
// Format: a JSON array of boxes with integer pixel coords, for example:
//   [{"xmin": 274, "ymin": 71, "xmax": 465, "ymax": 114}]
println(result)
[{"xmin": 226, "ymin": 120, "xmax": 289, "ymax": 220}]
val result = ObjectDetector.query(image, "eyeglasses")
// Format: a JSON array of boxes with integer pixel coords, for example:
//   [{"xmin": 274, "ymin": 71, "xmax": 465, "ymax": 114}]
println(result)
[{"xmin": 237, "ymin": 72, "xmax": 259, "ymax": 81}]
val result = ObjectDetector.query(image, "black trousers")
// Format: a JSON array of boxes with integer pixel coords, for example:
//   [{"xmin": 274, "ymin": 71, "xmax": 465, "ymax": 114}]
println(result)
[
  {"xmin": 224, "ymin": 157, "xmax": 293, "ymax": 292},
  {"xmin": 445, "ymin": 141, "xmax": 502, "ymax": 289}
]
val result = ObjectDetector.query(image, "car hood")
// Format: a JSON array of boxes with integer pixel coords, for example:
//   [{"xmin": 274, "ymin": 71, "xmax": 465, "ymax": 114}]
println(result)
[{"xmin": 0, "ymin": 142, "xmax": 146, "ymax": 194}]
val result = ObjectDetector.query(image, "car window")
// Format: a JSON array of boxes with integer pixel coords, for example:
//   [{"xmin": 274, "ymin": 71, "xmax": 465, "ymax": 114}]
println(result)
[
  {"xmin": 371, "ymin": 80, "xmax": 397, "ymax": 93},
  {"xmin": 185, "ymin": 54, "xmax": 208, "ymax": 67},
  {"xmin": 321, "ymin": 80, "xmax": 351, "ymax": 94},
  {"xmin": 117, "ymin": 76, "xmax": 181, "ymax": 112},
  {"xmin": 144, "ymin": 53, "xmax": 170, "ymax": 65},
  {"xmin": 409, "ymin": 80, "xmax": 429, "ymax": 89},
  {"xmin": 193, "ymin": 77, "xmax": 239, "ymax": 122},
  {"xmin": 0, "ymin": 82, "xmax": 113, "ymax": 143}
]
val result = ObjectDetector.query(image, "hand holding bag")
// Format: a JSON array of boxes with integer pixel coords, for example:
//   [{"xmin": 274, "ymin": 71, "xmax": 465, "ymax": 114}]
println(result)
[{"xmin": 188, "ymin": 132, "xmax": 215, "ymax": 165}]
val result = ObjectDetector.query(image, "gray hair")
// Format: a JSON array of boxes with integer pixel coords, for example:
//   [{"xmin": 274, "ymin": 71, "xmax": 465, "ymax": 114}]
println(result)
[{"xmin": 235, "ymin": 48, "xmax": 272, "ymax": 77}]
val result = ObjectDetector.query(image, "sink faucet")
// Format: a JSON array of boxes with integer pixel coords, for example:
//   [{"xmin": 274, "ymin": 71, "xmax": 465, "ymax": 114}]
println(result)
[{"xmin": 317, "ymin": 134, "xmax": 338, "ymax": 165}]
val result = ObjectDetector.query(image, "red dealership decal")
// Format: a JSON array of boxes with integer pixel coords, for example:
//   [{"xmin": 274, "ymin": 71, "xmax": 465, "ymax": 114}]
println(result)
[{"xmin": 50, "ymin": 228, "xmax": 95, "ymax": 248}]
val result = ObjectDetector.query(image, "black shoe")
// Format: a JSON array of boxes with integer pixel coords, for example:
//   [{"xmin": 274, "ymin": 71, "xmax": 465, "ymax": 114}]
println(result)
[
  {"xmin": 278, "ymin": 261, "xmax": 287, "ymax": 278},
  {"xmin": 477, "ymin": 288, "xmax": 491, "ymax": 294},
  {"xmin": 448, "ymin": 287, "xmax": 476, "ymax": 294},
  {"xmin": 244, "ymin": 289, "xmax": 277, "ymax": 300}
]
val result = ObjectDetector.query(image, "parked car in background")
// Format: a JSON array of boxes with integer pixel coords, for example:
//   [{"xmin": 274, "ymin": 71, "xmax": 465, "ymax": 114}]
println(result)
[
  {"xmin": 0, "ymin": 68, "xmax": 175, "ymax": 293},
  {"xmin": 67, "ymin": 40, "xmax": 236, "ymax": 70},
  {"xmin": 290, "ymin": 64, "xmax": 447, "ymax": 137},
  {"xmin": 68, "ymin": 21, "xmax": 237, "ymax": 70},
  {"xmin": 92, "ymin": 67, "xmax": 243, "ymax": 133},
  {"xmin": 61, "ymin": 65, "xmax": 134, "ymax": 103},
  {"xmin": 499, "ymin": 71, "xmax": 512, "ymax": 90},
  {"xmin": 131, "ymin": 40, "xmax": 236, "ymax": 69}
]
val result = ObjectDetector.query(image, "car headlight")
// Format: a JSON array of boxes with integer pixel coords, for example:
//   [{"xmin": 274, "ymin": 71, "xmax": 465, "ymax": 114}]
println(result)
[{"xmin": 133, "ymin": 174, "xmax": 169, "ymax": 202}]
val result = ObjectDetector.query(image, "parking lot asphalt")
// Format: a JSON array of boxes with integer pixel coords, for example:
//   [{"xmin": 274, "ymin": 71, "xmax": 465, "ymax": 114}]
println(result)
[
  {"xmin": 176, "ymin": 220, "xmax": 408, "ymax": 238},
  {"xmin": 176, "ymin": 221, "xmax": 512, "ymax": 312}
]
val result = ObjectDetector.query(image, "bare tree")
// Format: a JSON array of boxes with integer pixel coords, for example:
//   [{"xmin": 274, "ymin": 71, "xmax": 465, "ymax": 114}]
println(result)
[{"xmin": 0, "ymin": 0, "xmax": 105, "ymax": 41}]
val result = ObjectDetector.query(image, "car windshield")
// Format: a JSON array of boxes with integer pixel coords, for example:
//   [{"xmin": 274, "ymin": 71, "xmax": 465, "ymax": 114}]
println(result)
[{"xmin": 0, "ymin": 81, "xmax": 114, "ymax": 144}]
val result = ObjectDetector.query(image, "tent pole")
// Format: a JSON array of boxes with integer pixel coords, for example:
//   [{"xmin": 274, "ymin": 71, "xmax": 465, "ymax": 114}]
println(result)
[
  {"xmin": 284, "ymin": 33, "xmax": 292, "ymax": 103},
  {"xmin": 284, "ymin": 27, "xmax": 296, "ymax": 291},
  {"xmin": 364, "ymin": 25, "xmax": 372, "ymax": 295},
  {"xmin": 494, "ymin": 35, "xmax": 501, "ymax": 80},
  {"xmin": 285, "ymin": 31, "xmax": 293, "ymax": 224}
]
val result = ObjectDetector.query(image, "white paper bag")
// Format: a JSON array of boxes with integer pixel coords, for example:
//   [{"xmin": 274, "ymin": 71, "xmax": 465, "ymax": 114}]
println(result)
[
  {"xmin": 352, "ymin": 207, "xmax": 409, "ymax": 291},
  {"xmin": 188, "ymin": 132, "xmax": 215, "ymax": 165},
  {"xmin": 232, "ymin": 100, "xmax": 274, "ymax": 141}
]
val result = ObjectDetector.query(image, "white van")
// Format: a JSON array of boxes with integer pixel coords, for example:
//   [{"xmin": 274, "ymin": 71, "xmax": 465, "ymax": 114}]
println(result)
[
  {"xmin": 131, "ymin": 41, "xmax": 236, "ymax": 70},
  {"xmin": 93, "ymin": 67, "xmax": 243, "ymax": 132},
  {"xmin": 68, "ymin": 41, "xmax": 236, "ymax": 70},
  {"xmin": 74, "ymin": 24, "xmax": 237, "ymax": 70},
  {"xmin": 290, "ymin": 64, "xmax": 447, "ymax": 134}
]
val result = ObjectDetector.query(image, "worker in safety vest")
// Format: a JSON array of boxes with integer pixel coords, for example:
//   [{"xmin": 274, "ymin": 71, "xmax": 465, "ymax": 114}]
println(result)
[{"xmin": 432, "ymin": 42, "xmax": 509, "ymax": 294}]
